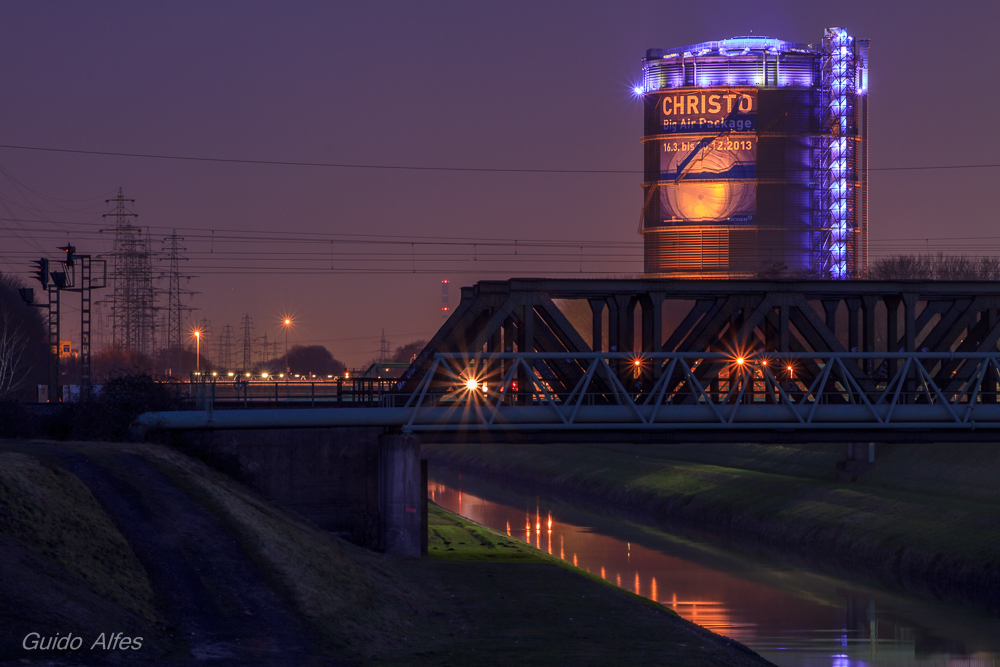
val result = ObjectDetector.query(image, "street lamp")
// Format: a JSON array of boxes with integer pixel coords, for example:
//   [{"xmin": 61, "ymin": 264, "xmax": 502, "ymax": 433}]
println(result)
[
  {"xmin": 282, "ymin": 317, "xmax": 293, "ymax": 379},
  {"xmin": 193, "ymin": 330, "xmax": 202, "ymax": 374}
]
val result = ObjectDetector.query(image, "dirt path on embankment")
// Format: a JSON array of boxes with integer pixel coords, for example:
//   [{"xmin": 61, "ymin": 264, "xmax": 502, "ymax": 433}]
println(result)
[
  {"xmin": 424, "ymin": 441, "xmax": 1000, "ymax": 612},
  {"xmin": 46, "ymin": 448, "xmax": 316, "ymax": 666},
  {"xmin": 0, "ymin": 444, "xmax": 316, "ymax": 666}
]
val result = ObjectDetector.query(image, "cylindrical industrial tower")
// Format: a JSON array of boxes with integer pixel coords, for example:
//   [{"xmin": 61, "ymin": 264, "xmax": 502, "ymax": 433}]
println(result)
[{"xmin": 638, "ymin": 28, "xmax": 869, "ymax": 279}]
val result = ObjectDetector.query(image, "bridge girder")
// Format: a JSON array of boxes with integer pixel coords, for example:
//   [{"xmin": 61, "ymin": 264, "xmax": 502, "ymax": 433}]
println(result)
[{"xmin": 399, "ymin": 279, "xmax": 1000, "ymax": 404}]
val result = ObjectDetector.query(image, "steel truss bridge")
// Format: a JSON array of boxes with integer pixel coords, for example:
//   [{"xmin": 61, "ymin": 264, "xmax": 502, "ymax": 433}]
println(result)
[{"xmin": 134, "ymin": 279, "xmax": 1000, "ymax": 443}]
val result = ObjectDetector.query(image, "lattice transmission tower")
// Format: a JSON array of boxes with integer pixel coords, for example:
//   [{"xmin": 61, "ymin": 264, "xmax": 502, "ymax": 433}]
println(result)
[
  {"xmin": 241, "ymin": 314, "xmax": 254, "ymax": 372},
  {"xmin": 378, "ymin": 329, "xmax": 391, "ymax": 363},
  {"xmin": 197, "ymin": 318, "xmax": 213, "ymax": 366},
  {"xmin": 257, "ymin": 332, "xmax": 269, "ymax": 367},
  {"xmin": 102, "ymin": 189, "xmax": 156, "ymax": 354},
  {"xmin": 161, "ymin": 231, "xmax": 198, "ymax": 370},
  {"xmin": 217, "ymin": 324, "xmax": 235, "ymax": 371}
]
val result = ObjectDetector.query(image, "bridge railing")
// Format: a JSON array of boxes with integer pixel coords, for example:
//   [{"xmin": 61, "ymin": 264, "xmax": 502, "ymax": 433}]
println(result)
[
  {"xmin": 187, "ymin": 378, "xmax": 398, "ymax": 408},
  {"xmin": 132, "ymin": 350, "xmax": 1000, "ymax": 436},
  {"xmin": 379, "ymin": 351, "xmax": 1000, "ymax": 430}
]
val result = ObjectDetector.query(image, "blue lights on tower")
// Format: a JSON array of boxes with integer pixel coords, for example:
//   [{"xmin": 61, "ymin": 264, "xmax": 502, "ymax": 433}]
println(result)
[
  {"xmin": 820, "ymin": 27, "xmax": 868, "ymax": 279},
  {"xmin": 638, "ymin": 27, "xmax": 869, "ymax": 279}
]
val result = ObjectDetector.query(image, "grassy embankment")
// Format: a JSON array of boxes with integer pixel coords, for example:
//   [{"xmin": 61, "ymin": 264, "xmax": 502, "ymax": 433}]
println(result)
[
  {"xmin": 0, "ymin": 440, "xmax": 772, "ymax": 666},
  {"xmin": 424, "ymin": 440, "xmax": 1000, "ymax": 605},
  {"xmin": 0, "ymin": 449, "xmax": 164, "ymax": 659}
]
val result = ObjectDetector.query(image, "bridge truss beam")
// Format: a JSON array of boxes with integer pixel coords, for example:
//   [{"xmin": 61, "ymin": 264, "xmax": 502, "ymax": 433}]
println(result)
[
  {"xmin": 400, "ymin": 279, "xmax": 1000, "ymax": 398},
  {"xmin": 135, "ymin": 350, "xmax": 1000, "ymax": 444}
]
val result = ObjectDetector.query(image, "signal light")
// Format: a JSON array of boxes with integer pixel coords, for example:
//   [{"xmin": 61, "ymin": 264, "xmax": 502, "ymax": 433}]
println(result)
[
  {"xmin": 32, "ymin": 258, "xmax": 49, "ymax": 288},
  {"xmin": 50, "ymin": 271, "xmax": 68, "ymax": 289},
  {"xmin": 58, "ymin": 245, "xmax": 76, "ymax": 267}
]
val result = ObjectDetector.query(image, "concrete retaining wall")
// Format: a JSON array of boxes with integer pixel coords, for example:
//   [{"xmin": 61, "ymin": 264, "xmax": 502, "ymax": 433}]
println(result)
[
  {"xmin": 177, "ymin": 427, "xmax": 426, "ymax": 556},
  {"xmin": 178, "ymin": 427, "xmax": 382, "ymax": 545}
]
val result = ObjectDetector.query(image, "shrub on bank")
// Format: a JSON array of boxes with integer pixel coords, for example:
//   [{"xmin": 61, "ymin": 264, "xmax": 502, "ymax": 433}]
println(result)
[
  {"xmin": 0, "ymin": 400, "xmax": 39, "ymax": 438},
  {"xmin": 0, "ymin": 374, "xmax": 182, "ymax": 442},
  {"xmin": 72, "ymin": 374, "xmax": 181, "ymax": 441}
]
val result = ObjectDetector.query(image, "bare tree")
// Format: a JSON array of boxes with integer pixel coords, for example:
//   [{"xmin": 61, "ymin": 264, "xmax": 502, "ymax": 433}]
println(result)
[
  {"xmin": 754, "ymin": 261, "xmax": 822, "ymax": 280},
  {"xmin": 868, "ymin": 253, "xmax": 1000, "ymax": 281},
  {"xmin": 391, "ymin": 340, "xmax": 427, "ymax": 364},
  {"xmin": 0, "ymin": 301, "xmax": 31, "ymax": 398}
]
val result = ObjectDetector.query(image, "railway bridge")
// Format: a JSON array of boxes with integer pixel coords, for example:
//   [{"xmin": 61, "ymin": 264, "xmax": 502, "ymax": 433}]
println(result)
[
  {"xmin": 140, "ymin": 278, "xmax": 1000, "ymax": 441},
  {"xmin": 134, "ymin": 279, "xmax": 1000, "ymax": 554}
]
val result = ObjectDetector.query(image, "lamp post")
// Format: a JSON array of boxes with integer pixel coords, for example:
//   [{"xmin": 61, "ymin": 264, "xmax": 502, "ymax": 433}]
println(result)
[
  {"xmin": 282, "ymin": 317, "xmax": 292, "ymax": 379},
  {"xmin": 194, "ymin": 330, "xmax": 201, "ymax": 374}
]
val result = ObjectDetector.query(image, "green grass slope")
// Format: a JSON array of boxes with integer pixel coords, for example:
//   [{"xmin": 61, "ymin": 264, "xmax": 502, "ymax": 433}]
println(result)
[{"xmin": 424, "ymin": 441, "xmax": 1000, "ymax": 603}]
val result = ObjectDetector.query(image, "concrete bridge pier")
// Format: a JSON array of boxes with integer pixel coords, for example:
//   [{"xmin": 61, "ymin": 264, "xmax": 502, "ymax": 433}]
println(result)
[
  {"xmin": 378, "ymin": 432, "xmax": 426, "ymax": 557},
  {"xmin": 836, "ymin": 441, "xmax": 875, "ymax": 482}
]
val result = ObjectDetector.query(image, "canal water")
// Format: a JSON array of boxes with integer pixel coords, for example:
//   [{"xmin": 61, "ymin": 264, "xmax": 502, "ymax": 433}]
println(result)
[{"xmin": 429, "ymin": 467, "xmax": 1000, "ymax": 667}]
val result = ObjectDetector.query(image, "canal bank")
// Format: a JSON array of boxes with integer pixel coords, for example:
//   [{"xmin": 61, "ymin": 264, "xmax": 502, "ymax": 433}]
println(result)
[
  {"xmin": 423, "ymin": 440, "xmax": 1000, "ymax": 612},
  {"xmin": 0, "ymin": 440, "xmax": 775, "ymax": 666},
  {"xmin": 428, "ymin": 466, "xmax": 1000, "ymax": 666}
]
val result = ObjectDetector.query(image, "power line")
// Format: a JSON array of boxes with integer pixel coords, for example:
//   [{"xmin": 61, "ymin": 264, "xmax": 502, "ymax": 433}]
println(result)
[
  {"xmin": 9, "ymin": 215, "xmax": 1000, "ymax": 250},
  {"xmin": 0, "ymin": 217, "xmax": 641, "ymax": 247},
  {"xmin": 0, "ymin": 144, "xmax": 634, "ymax": 174},
  {"xmin": 1, "ymin": 143, "xmax": 998, "ymax": 174}
]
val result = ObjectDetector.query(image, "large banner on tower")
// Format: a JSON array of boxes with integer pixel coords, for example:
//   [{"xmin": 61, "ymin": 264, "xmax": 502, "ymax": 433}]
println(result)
[
  {"xmin": 648, "ymin": 87, "xmax": 757, "ymax": 225},
  {"xmin": 657, "ymin": 135, "xmax": 756, "ymax": 223},
  {"xmin": 651, "ymin": 88, "xmax": 757, "ymax": 134}
]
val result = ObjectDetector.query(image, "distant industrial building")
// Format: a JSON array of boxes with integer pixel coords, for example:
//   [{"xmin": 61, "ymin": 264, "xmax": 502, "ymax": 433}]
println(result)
[{"xmin": 638, "ymin": 28, "xmax": 869, "ymax": 279}]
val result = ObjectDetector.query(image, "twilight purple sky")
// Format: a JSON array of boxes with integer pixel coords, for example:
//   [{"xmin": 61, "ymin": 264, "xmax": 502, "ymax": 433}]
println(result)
[{"xmin": 1, "ymin": 1, "xmax": 998, "ymax": 366}]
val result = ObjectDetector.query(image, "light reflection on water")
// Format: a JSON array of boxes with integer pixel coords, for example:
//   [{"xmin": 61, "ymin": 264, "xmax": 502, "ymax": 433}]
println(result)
[{"xmin": 430, "ymin": 469, "xmax": 1000, "ymax": 667}]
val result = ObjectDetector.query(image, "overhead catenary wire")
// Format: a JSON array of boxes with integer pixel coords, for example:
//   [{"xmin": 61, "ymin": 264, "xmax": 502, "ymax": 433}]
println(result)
[
  {"xmin": 3, "ymin": 160, "xmax": 1000, "ymax": 279},
  {"xmin": 1, "ymin": 143, "xmax": 998, "ymax": 174},
  {"xmin": 10, "ymin": 214, "xmax": 1000, "ymax": 252}
]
